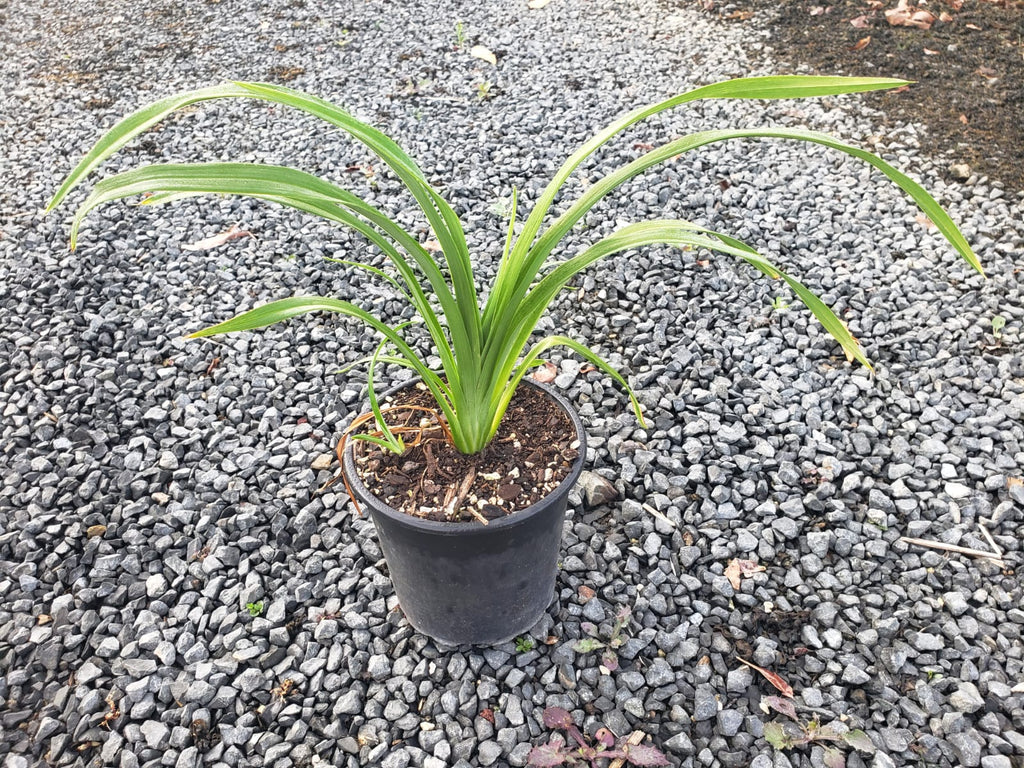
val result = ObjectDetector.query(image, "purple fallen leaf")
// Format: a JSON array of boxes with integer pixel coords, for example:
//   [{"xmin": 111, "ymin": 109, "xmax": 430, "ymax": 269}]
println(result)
[
  {"xmin": 527, "ymin": 742, "xmax": 566, "ymax": 767},
  {"xmin": 601, "ymin": 651, "xmax": 619, "ymax": 672},
  {"xmin": 595, "ymin": 727, "xmax": 615, "ymax": 748},
  {"xmin": 625, "ymin": 743, "xmax": 671, "ymax": 766},
  {"xmin": 761, "ymin": 695, "xmax": 799, "ymax": 722},
  {"xmin": 542, "ymin": 707, "xmax": 574, "ymax": 730},
  {"xmin": 182, "ymin": 223, "xmax": 251, "ymax": 251}
]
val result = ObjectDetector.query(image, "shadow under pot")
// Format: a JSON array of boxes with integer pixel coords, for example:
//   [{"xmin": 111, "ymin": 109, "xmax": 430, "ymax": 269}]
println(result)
[{"xmin": 341, "ymin": 378, "xmax": 586, "ymax": 646}]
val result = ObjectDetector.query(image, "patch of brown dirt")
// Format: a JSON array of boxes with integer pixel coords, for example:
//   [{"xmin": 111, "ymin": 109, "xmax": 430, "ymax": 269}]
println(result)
[
  {"xmin": 697, "ymin": 0, "xmax": 1024, "ymax": 190},
  {"xmin": 352, "ymin": 383, "xmax": 579, "ymax": 523}
]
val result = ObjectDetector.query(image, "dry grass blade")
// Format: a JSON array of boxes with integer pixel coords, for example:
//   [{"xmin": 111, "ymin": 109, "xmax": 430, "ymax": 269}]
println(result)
[
  {"xmin": 899, "ymin": 536, "xmax": 1004, "ymax": 565},
  {"xmin": 642, "ymin": 503, "xmax": 676, "ymax": 529},
  {"xmin": 977, "ymin": 524, "xmax": 1002, "ymax": 558}
]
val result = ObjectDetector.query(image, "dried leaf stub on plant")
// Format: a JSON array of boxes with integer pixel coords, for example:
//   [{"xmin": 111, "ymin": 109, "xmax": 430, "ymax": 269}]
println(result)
[{"xmin": 50, "ymin": 77, "xmax": 983, "ymax": 461}]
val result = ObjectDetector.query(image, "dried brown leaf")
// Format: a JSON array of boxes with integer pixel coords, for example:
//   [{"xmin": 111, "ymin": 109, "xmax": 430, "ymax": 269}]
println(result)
[
  {"xmin": 736, "ymin": 657, "xmax": 795, "ymax": 698},
  {"xmin": 809, "ymin": 6, "xmax": 825, "ymax": 15},
  {"xmin": 182, "ymin": 224, "xmax": 251, "ymax": 252},
  {"xmin": 911, "ymin": 9, "xmax": 936, "ymax": 26},
  {"xmin": 760, "ymin": 694, "xmax": 799, "ymax": 721},
  {"xmin": 531, "ymin": 361, "xmax": 558, "ymax": 383},
  {"xmin": 724, "ymin": 558, "xmax": 765, "ymax": 589},
  {"xmin": 852, "ymin": 36, "xmax": 872, "ymax": 50},
  {"xmin": 849, "ymin": 14, "xmax": 872, "ymax": 27},
  {"xmin": 470, "ymin": 45, "xmax": 497, "ymax": 65},
  {"xmin": 885, "ymin": 0, "xmax": 935, "ymax": 28}
]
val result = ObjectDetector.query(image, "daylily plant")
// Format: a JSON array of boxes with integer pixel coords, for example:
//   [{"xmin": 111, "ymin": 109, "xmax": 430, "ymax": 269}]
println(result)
[{"xmin": 49, "ymin": 76, "xmax": 982, "ymax": 455}]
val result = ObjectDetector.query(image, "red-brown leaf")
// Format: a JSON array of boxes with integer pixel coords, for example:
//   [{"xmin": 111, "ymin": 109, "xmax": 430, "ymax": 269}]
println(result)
[
  {"xmin": 736, "ymin": 657, "xmax": 795, "ymax": 698},
  {"xmin": 625, "ymin": 743, "xmax": 671, "ymax": 766},
  {"xmin": 542, "ymin": 707, "xmax": 574, "ymax": 729},
  {"xmin": 851, "ymin": 36, "xmax": 872, "ymax": 50},
  {"xmin": 760, "ymin": 694, "xmax": 799, "ymax": 721},
  {"xmin": 528, "ymin": 741, "xmax": 566, "ymax": 767}
]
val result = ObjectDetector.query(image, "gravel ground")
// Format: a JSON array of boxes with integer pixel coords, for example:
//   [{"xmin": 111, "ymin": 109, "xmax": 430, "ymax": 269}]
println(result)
[{"xmin": 2, "ymin": 1, "xmax": 1023, "ymax": 767}]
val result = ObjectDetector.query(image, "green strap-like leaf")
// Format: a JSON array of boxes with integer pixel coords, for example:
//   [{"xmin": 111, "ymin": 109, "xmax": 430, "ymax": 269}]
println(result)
[
  {"xmin": 534, "ymin": 127, "xmax": 982, "ymax": 282},
  {"xmin": 360, "ymin": 323, "xmax": 414, "ymax": 455},
  {"xmin": 47, "ymin": 82, "xmax": 249, "ymax": 212},
  {"xmin": 483, "ymin": 125, "xmax": 983, "ymax": 365},
  {"xmin": 187, "ymin": 295, "xmax": 461, "ymax": 442},
  {"xmin": 49, "ymin": 80, "xmax": 482, "ymax": 383},
  {"xmin": 482, "ymin": 221, "xmax": 870, "ymax": 408},
  {"xmin": 68, "ymin": 160, "xmax": 468, "ymax": 405},
  {"xmin": 483, "ymin": 75, "xmax": 912, "ymax": 334},
  {"xmin": 491, "ymin": 334, "xmax": 645, "ymax": 442},
  {"xmin": 224, "ymin": 82, "xmax": 481, "ymax": 359}
]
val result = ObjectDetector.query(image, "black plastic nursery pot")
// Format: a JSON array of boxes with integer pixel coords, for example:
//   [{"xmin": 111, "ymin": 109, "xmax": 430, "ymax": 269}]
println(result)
[{"xmin": 342, "ymin": 379, "xmax": 586, "ymax": 646}]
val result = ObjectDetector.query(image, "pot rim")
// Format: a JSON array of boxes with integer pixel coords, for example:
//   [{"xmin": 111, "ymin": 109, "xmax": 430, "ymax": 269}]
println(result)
[{"xmin": 342, "ymin": 378, "xmax": 587, "ymax": 537}]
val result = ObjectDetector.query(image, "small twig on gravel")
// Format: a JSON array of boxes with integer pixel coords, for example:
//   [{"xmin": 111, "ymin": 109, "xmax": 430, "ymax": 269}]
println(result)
[
  {"xmin": 899, "ymin": 536, "xmax": 1004, "ymax": 566},
  {"xmin": 608, "ymin": 730, "xmax": 646, "ymax": 768},
  {"xmin": 977, "ymin": 523, "xmax": 1003, "ymax": 559},
  {"xmin": 642, "ymin": 502, "xmax": 676, "ymax": 529}
]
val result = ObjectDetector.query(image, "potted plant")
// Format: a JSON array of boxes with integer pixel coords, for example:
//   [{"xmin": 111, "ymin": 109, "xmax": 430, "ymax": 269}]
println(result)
[{"xmin": 48, "ymin": 76, "xmax": 982, "ymax": 645}]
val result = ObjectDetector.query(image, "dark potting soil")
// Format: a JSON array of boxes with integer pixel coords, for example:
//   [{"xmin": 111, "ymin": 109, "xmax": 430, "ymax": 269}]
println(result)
[
  {"xmin": 682, "ymin": 0, "xmax": 1024, "ymax": 191},
  {"xmin": 351, "ymin": 383, "xmax": 579, "ymax": 523}
]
